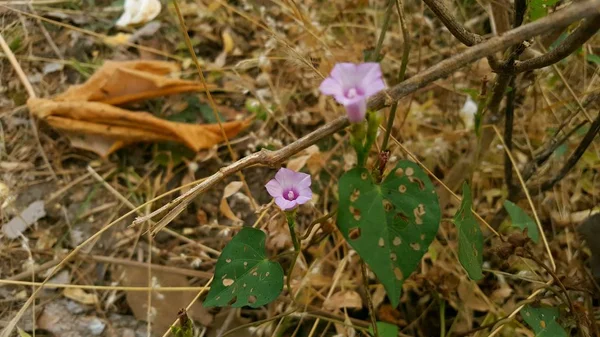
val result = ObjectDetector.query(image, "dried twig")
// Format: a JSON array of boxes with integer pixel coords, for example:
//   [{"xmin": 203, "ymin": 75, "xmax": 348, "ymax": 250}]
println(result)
[
  {"xmin": 503, "ymin": 15, "xmax": 600, "ymax": 73},
  {"xmin": 422, "ymin": 0, "xmax": 484, "ymax": 46},
  {"xmin": 0, "ymin": 34, "xmax": 57, "ymax": 181},
  {"xmin": 537, "ymin": 110, "xmax": 600, "ymax": 193}
]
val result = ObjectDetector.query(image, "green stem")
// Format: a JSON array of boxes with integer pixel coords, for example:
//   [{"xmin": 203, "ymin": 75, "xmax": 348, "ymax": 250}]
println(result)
[
  {"xmin": 440, "ymin": 298, "xmax": 446, "ymax": 337},
  {"xmin": 371, "ymin": 0, "xmax": 395, "ymax": 62},
  {"xmin": 381, "ymin": 0, "xmax": 411, "ymax": 151},
  {"xmin": 286, "ymin": 211, "xmax": 300, "ymax": 296},
  {"xmin": 361, "ymin": 261, "xmax": 379, "ymax": 337}
]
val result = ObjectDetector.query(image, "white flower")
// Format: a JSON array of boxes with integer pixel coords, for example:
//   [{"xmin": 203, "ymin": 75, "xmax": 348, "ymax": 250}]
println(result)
[{"xmin": 460, "ymin": 96, "xmax": 478, "ymax": 129}]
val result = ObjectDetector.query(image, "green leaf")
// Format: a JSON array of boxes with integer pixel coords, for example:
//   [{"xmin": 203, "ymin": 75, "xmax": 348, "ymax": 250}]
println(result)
[
  {"xmin": 337, "ymin": 161, "xmax": 441, "ymax": 307},
  {"xmin": 521, "ymin": 305, "xmax": 567, "ymax": 337},
  {"xmin": 587, "ymin": 54, "xmax": 600, "ymax": 65},
  {"xmin": 553, "ymin": 143, "xmax": 568, "ymax": 158},
  {"xmin": 529, "ymin": 0, "xmax": 559, "ymax": 21},
  {"xmin": 453, "ymin": 183, "xmax": 483, "ymax": 280},
  {"xmin": 17, "ymin": 328, "xmax": 32, "ymax": 337},
  {"xmin": 368, "ymin": 322, "xmax": 399, "ymax": 337},
  {"xmin": 204, "ymin": 227, "xmax": 284, "ymax": 308},
  {"xmin": 460, "ymin": 88, "xmax": 479, "ymax": 101},
  {"xmin": 504, "ymin": 200, "xmax": 539, "ymax": 243}
]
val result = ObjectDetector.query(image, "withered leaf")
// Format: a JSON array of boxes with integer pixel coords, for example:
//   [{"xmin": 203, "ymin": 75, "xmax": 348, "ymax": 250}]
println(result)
[
  {"xmin": 117, "ymin": 267, "xmax": 213, "ymax": 335},
  {"xmin": 29, "ymin": 60, "xmax": 249, "ymax": 157}
]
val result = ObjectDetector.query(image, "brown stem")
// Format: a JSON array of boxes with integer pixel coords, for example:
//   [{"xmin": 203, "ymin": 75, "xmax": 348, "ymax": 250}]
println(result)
[
  {"xmin": 421, "ymin": 0, "xmax": 483, "ymax": 46},
  {"xmin": 502, "ymin": 15, "xmax": 600, "ymax": 73},
  {"xmin": 503, "ymin": 77, "xmax": 516, "ymax": 197},
  {"xmin": 537, "ymin": 110, "xmax": 600, "ymax": 193}
]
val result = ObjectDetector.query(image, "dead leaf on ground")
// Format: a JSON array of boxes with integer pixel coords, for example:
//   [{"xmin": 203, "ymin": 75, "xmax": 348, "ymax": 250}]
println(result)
[
  {"xmin": 28, "ymin": 60, "xmax": 250, "ymax": 157},
  {"xmin": 323, "ymin": 290, "xmax": 362, "ymax": 311},
  {"xmin": 63, "ymin": 288, "xmax": 99, "ymax": 305},
  {"xmin": 117, "ymin": 267, "xmax": 213, "ymax": 335},
  {"xmin": 286, "ymin": 145, "xmax": 321, "ymax": 174},
  {"xmin": 219, "ymin": 181, "xmax": 244, "ymax": 222},
  {"xmin": 457, "ymin": 278, "xmax": 489, "ymax": 312}
]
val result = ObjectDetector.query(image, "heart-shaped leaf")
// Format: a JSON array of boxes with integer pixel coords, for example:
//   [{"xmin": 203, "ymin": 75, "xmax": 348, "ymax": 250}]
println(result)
[
  {"xmin": 504, "ymin": 200, "xmax": 539, "ymax": 243},
  {"xmin": 204, "ymin": 227, "xmax": 283, "ymax": 308},
  {"xmin": 453, "ymin": 182, "xmax": 483, "ymax": 280},
  {"xmin": 521, "ymin": 305, "xmax": 567, "ymax": 337},
  {"xmin": 337, "ymin": 161, "xmax": 441, "ymax": 307}
]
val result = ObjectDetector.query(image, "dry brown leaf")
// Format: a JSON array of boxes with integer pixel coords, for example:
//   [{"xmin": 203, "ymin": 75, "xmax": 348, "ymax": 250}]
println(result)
[
  {"xmin": 323, "ymin": 290, "xmax": 362, "ymax": 311},
  {"xmin": 457, "ymin": 278, "xmax": 489, "ymax": 312},
  {"xmin": 57, "ymin": 61, "xmax": 215, "ymax": 105},
  {"xmin": 219, "ymin": 181, "xmax": 244, "ymax": 222},
  {"xmin": 490, "ymin": 285, "xmax": 513, "ymax": 303},
  {"xmin": 29, "ymin": 60, "xmax": 249, "ymax": 157},
  {"xmin": 63, "ymin": 288, "xmax": 98, "ymax": 305},
  {"xmin": 286, "ymin": 145, "xmax": 319, "ymax": 172},
  {"xmin": 117, "ymin": 267, "xmax": 213, "ymax": 334}
]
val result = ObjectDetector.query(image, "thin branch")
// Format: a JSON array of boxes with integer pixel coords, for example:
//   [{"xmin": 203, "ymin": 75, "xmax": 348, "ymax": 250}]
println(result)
[
  {"xmin": 0, "ymin": 34, "xmax": 57, "ymax": 181},
  {"xmin": 381, "ymin": 0, "xmax": 410, "ymax": 151},
  {"xmin": 362, "ymin": 262, "xmax": 379, "ymax": 337},
  {"xmin": 421, "ymin": 0, "xmax": 501, "ymax": 70},
  {"xmin": 538, "ymin": 110, "xmax": 600, "ymax": 192},
  {"xmin": 504, "ymin": 77, "xmax": 516, "ymax": 197},
  {"xmin": 421, "ymin": 0, "xmax": 483, "ymax": 46},
  {"xmin": 522, "ymin": 121, "xmax": 587, "ymax": 181},
  {"xmin": 503, "ymin": 15, "xmax": 600, "ymax": 73},
  {"xmin": 492, "ymin": 111, "xmax": 599, "ymax": 227},
  {"xmin": 131, "ymin": 0, "xmax": 600, "ymax": 230},
  {"xmin": 490, "ymin": 120, "xmax": 587, "ymax": 228},
  {"xmin": 371, "ymin": 0, "xmax": 395, "ymax": 62}
]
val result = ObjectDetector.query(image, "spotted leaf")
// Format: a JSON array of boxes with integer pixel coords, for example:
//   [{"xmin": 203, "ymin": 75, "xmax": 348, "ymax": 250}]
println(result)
[
  {"xmin": 204, "ymin": 227, "xmax": 283, "ymax": 308},
  {"xmin": 337, "ymin": 161, "xmax": 441, "ymax": 307},
  {"xmin": 522, "ymin": 305, "xmax": 567, "ymax": 337}
]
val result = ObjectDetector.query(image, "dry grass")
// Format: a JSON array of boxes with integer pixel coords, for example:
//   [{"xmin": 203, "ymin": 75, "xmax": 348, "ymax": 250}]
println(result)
[{"xmin": 0, "ymin": 0, "xmax": 599, "ymax": 336}]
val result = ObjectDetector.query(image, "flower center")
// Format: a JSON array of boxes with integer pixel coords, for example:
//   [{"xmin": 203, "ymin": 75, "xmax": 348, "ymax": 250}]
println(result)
[
  {"xmin": 284, "ymin": 188, "xmax": 298, "ymax": 201},
  {"xmin": 346, "ymin": 87, "xmax": 358, "ymax": 98}
]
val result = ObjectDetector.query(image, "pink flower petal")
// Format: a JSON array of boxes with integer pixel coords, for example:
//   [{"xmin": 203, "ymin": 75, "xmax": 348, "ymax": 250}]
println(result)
[
  {"xmin": 357, "ymin": 63, "xmax": 385, "ymax": 97},
  {"xmin": 295, "ymin": 195, "xmax": 312, "ymax": 205},
  {"xmin": 275, "ymin": 167, "xmax": 297, "ymax": 189},
  {"xmin": 296, "ymin": 174, "xmax": 311, "ymax": 189},
  {"xmin": 330, "ymin": 63, "xmax": 361, "ymax": 90},
  {"xmin": 344, "ymin": 96, "xmax": 367, "ymax": 123},
  {"xmin": 296, "ymin": 187, "xmax": 312, "ymax": 204},
  {"xmin": 275, "ymin": 197, "xmax": 297, "ymax": 210},
  {"xmin": 265, "ymin": 179, "xmax": 283, "ymax": 199},
  {"xmin": 363, "ymin": 80, "xmax": 386, "ymax": 97},
  {"xmin": 319, "ymin": 77, "xmax": 343, "ymax": 97}
]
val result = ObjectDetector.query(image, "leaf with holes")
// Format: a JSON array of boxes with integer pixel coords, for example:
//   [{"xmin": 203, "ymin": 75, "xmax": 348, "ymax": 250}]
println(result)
[
  {"xmin": 521, "ymin": 305, "xmax": 567, "ymax": 337},
  {"xmin": 453, "ymin": 183, "xmax": 483, "ymax": 280},
  {"xmin": 504, "ymin": 200, "xmax": 539, "ymax": 243},
  {"xmin": 203, "ymin": 227, "xmax": 283, "ymax": 308},
  {"xmin": 337, "ymin": 161, "xmax": 441, "ymax": 307}
]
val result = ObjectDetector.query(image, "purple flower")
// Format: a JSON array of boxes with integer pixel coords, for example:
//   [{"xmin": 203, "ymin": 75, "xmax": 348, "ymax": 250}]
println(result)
[
  {"xmin": 319, "ymin": 62, "xmax": 386, "ymax": 123},
  {"xmin": 265, "ymin": 168, "xmax": 312, "ymax": 211}
]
